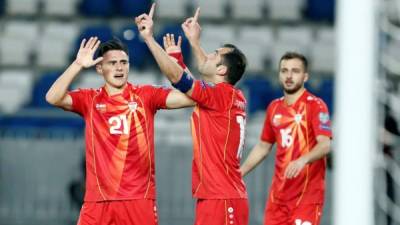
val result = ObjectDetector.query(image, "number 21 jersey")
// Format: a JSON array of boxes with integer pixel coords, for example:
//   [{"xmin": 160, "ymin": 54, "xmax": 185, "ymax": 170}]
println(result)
[{"xmin": 69, "ymin": 83, "xmax": 171, "ymax": 202}]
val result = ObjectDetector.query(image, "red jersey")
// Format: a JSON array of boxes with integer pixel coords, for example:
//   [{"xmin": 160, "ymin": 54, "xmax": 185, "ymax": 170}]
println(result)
[
  {"xmin": 261, "ymin": 90, "xmax": 332, "ymax": 205},
  {"xmin": 190, "ymin": 80, "xmax": 248, "ymax": 199},
  {"xmin": 69, "ymin": 83, "xmax": 171, "ymax": 202}
]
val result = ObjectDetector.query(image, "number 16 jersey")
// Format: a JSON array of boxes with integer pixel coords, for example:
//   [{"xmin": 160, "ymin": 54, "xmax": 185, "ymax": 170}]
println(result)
[{"xmin": 69, "ymin": 83, "xmax": 171, "ymax": 202}]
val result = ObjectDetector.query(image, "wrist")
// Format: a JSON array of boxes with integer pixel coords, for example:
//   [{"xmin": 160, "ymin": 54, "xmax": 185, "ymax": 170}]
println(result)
[
  {"xmin": 143, "ymin": 35, "xmax": 155, "ymax": 44},
  {"xmin": 73, "ymin": 60, "xmax": 84, "ymax": 69},
  {"xmin": 168, "ymin": 52, "xmax": 186, "ymax": 69}
]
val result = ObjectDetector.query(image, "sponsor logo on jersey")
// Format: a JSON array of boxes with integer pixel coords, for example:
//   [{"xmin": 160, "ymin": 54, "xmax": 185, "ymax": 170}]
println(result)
[
  {"xmin": 319, "ymin": 112, "xmax": 330, "ymax": 124},
  {"xmin": 96, "ymin": 103, "xmax": 107, "ymax": 113},
  {"xmin": 273, "ymin": 114, "xmax": 282, "ymax": 126},
  {"xmin": 128, "ymin": 101, "xmax": 138, "ymax": 111}
]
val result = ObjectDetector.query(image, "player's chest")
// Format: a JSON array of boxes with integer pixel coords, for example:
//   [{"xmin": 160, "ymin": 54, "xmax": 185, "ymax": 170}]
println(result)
[
  {"xmin": 91, "ymin": 96, "xmax": 150, "ymax": 131},
  {"xmin": 270, "ymin": 105, "xmax": 311, "ymax": 147}
]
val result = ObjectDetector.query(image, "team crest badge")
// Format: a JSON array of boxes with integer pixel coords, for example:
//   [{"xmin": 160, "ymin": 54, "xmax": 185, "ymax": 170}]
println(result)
[
  {"xmin": 273, "ymin": 114, "xmax": 282, "ymax": 126},
  {"xmin": 294, "ymin": 114, "xmax": 302, "ymax": 124},
  {"xmin": 128, "ymin": 101, "xmax": 138, "ymax": 111}
]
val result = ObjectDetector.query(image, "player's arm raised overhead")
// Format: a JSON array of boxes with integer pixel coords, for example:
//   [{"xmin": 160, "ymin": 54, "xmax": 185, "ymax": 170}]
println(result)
[
  {"xmin": 45, "ymin": 37, "xmax": 103, "ymax": 110},
  {"xmin": 135, "ymin": 3, "xmax": 196, "ymax": 96},
  {"xmin": 161, "ymin": 33, "xmax": 196, "ymax": 108},
  {"xmin": 163, "ymin": 33, "xmax": 193, "ymax": 76},
  {"xmin": 181, "ymin": 8, "xmax": 207, "ymax": 71},
  {"xmin": 240, "ymin": 141, "xmax": 274, "ymax": 177}
]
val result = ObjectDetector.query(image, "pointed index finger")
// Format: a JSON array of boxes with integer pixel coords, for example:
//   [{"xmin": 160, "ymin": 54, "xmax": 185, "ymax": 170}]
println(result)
[
  {"xmin": 193, "ymin": 7, "xmax": 200, "ymax": 22},
  {"xmin": 149, "ymin": 3, "xmax": 155, "ymax": 18}
]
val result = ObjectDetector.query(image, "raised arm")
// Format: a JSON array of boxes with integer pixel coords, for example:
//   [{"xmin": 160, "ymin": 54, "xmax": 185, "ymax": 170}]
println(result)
[
  {"xmin": 240, "ymin": 140, "xmax": 274, "ymax": 177},
  {"xmin": 45, "ymin": 37, "xmax": 103, "ymax": 110},
  {"xmin": 135, "ymin": 4, "xmax": 195, "ymax": 96},
  {"xmin": 181, "ymin": 8, "xmax": 207, "ymax": 70},
  {"xmin": 163, "ymin": 33, "xmax": 193, "ymax": 76}
]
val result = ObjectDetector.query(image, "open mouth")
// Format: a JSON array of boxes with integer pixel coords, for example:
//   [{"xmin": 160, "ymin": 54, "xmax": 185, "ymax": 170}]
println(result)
[{"xmin": 114, "ymin": 74, "xmax": 124, "ymax": 79}]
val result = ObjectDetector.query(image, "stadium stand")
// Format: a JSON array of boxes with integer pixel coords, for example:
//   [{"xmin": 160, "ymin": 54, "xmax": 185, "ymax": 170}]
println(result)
[{"xmin": 0, "ymin": 1, "xmax": 336, "ymax": 224}]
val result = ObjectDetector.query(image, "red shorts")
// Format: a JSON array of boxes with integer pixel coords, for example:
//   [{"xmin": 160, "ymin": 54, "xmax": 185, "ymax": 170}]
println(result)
[
  {"xmin": 77, "ymin": 199, "xmax": 158, "ymax": 225},
  {"xmin": 264, "ymin": 201, "xmax": 323, "ymax": 225},
  {"xmin": 194, "ymin": 199, "xmax": 249, "ymax": 225}
]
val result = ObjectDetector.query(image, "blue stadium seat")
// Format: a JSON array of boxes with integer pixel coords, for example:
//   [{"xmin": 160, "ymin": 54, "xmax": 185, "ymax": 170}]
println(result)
[
  {"xmin": 117, "ymin": 25, "xmax": 150, "ymax": 70},
  {"xmin": 30, "ymin": 72, "xmax": 61, "ymax": 108},
  {"xmin": 78, "ymin": 25, "xmax": 113, "ymax": 43},
  {"xmin": 305, "ymin": 0, "xmax": 335, "ymax": 23},
  {"xmin": 241, "ymin": 76, "xmax": 281, "ymax": 114},
  {"xmin": 0, "ymin": 0, "xmax": 4, "ymax": 15},
  {"xmin": 117, "ymin": 0, "xmax": 151, "ymax": 17},
  {"xmin": 80, "ymin": 0, "xmax": 114, "ymax": 17},
  {"xmin": 156, "ymin": 24, "xmax": 191, "ymax": 67},
  {"xmin": 75, "ymin": 25, "xmax": 114, "ymax": 57},
  {"xmin": 319, "ymin": 78, "xmax": 334, "ymax": 113},
  {"xmin": 308, "ymin": 78, "xmax": 334, "ymax": 113}
]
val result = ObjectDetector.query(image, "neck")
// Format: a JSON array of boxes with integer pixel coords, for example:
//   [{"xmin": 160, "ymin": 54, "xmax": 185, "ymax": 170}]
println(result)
[
  {"xmin": 105, "ymin": 83, "xmax": 127, "ymax": 96},
  {"xmin": 284, "ymin": 88, "xmax": 305, "ymax": 105}
]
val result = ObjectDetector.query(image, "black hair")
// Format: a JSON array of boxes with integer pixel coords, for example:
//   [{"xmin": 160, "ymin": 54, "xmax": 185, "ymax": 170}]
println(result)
[
  {"xmin": 97, "ymin": 38, "xmax": 129, "ymax": 58},
  {"xmin": 279, "ymin": 52, "xmax": 308, "ymax": 72},
  {"xmin": 219, "ymin": 44, "xmax": 247, "ymax": 85}
]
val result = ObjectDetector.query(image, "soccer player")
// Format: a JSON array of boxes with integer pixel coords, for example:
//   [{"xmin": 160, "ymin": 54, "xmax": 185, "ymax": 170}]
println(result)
[
  {"xmin": 45, "ymin": 37, "xmax": 194, "ymax": 225},
  {"xmin": 240, "ymin": 52, "xmax": 332, "ymax": 225},
  {"xmin": 135, "ymin": 5, "xmax": 249, "ymax": 225}
]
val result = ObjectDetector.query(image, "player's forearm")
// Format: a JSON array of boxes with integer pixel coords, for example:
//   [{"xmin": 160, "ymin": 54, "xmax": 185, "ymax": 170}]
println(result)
[
  {"xmin": 190, "ymin": 42, "xmax": 207, "ymax": 70},
  {"xmin": 240, "ymin": 142, "xmax": 272, "ymax": 176},
  {"xmin": 145, "ymin": 37, "xmax": 183, "ymax": 83},
  {"xmin": 300, "ymin": 140, "xmax": 331, "ymax": 164},
  {"xmin": 45, "ymin": 61, "xmax": 82, "ymax": 105}
]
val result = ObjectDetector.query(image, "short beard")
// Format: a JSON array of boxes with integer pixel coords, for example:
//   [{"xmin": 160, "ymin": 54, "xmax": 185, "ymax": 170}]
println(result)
[{"xmin": 282, "ymin": 82, "xmax": 303, "ymax": 95}]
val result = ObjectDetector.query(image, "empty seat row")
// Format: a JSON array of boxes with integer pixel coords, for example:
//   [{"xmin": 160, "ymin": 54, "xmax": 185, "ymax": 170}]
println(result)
[
  {"xmin": 0, "ymin": 21, "xmax": 335, "ymax": 73},
  {"xmin": 3, "ymin": 0, "xmax": 334, "ymax": 22},
  {"xmin": 5, "ymin": 0, "xmax": 151, "ymax": 17}
]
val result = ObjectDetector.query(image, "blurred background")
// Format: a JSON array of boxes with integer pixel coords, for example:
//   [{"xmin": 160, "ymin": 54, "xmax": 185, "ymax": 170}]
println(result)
[{"xmin": 0, "ymin": 0, "xmax": 397, "ymax": 224}]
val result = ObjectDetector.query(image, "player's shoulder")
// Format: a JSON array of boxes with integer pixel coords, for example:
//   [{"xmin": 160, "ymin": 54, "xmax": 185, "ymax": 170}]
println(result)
[
  {"xmin": 304, "ymin": 91, "xmax": 327, "ymax": 107},
  {"xmin": 133, "ymin": 83, "xmax": 171, "ymax": 92},
  {"xmin": 270, "ymin": 97, "xmax": 285, "ymax": 107},
  {"xmin": 70, "ymin": 87, "xmax": 101, "ymax": 96}
]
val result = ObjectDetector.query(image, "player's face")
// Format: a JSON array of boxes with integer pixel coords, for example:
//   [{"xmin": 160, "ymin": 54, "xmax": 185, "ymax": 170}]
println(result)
[
  {"xmin": 200, "ymin": 47, "xmax": 231, "ymax": 78},
  {"xmin": 97, "ymin": 50, "xmax": 130, "ymax": 89},
  {"xmin": 279, "ymin": 58, "xmax": 308, "ymax": 94}
]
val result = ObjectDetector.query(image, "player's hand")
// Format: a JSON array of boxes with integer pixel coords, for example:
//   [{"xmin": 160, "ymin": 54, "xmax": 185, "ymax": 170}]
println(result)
[
  {"xmin": 181, "ymin": 7, "xmax": 201, "ymax": 45},
  {"xmin": 75, "ymin": 37, "xmax": 103, "ymax": 68},
  {"xmin": 284, "ymin": 157, "xmax": 307, "ymax": 179},
  {"xmin": 135, "ymin": 3, "xmax": 155, "ymax": 41},
  {"xmin": 163, "ymin": 33, "xmax": 183, "ymax": 54}
]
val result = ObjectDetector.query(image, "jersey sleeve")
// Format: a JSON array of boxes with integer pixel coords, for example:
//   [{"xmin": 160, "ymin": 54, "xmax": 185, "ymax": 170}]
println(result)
[
  {"xmin": 144, "ymin": 85, "xmax": 173, "ymax": 111},
  {"xmin": 260, "ymin": 103, "xmax": 276, "ymax": 143},
  {"xmin": 311, "ymin": 99, "xmax": 333, "ymax": 138},
  {"xmin": 68, "ymin": 89, "xmax": 91, "ymax": 116},
  {"xmin": 190, "ymin": 80, "xmax": 228, "ymax": 110}
]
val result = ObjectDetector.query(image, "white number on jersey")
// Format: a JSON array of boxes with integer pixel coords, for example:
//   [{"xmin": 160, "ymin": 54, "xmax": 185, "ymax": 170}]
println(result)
[
  {"xmin": 280, "ymin": 128, "xmax": 293, "ymax": 148},
  {"xmin": 295, "ymin": 219, "xmax": 312, "ymax": 225},
  {"xmin": 108, "ymin": 115, "xmax": 129, "ymax": 135},
  {"xmin": 236, "ymin": 115, "xmax": 246, "ymax": 159}
]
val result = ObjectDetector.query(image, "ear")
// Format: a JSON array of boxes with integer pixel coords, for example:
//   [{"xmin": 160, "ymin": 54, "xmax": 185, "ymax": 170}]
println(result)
[
  {"xmin": 96, "ymin": 64, "xmax": 102, "ymax": 75},
  {"xmin": 216, "ymin": 64, "xmax": 228, "ymax": 77},
  {"xmin": 304, "ymin": 72, "xmax": 309, "ymax": 82}
]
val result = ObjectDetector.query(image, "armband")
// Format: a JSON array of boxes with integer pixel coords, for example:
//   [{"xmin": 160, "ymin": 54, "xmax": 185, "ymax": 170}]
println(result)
[{"xmin": 172, "ymin": 72, "xmax": 194, "ymax": 93}]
